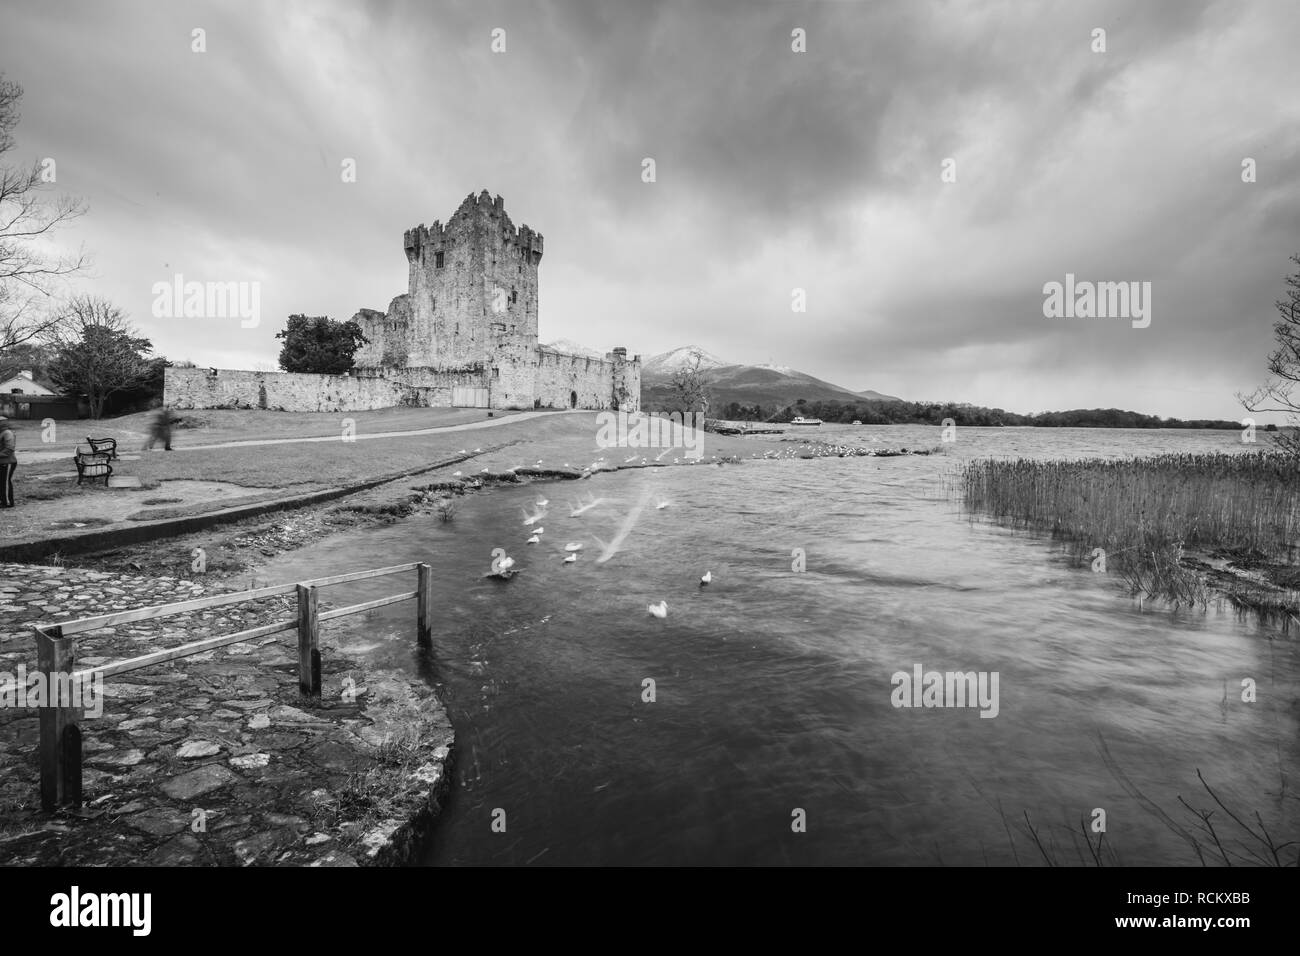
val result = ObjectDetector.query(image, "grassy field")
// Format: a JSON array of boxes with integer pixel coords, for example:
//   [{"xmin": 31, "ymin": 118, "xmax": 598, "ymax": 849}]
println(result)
[
  {"xmin": 959, "ymin": 452, "xmax": 1300, "ymax": 607},
  {"xmin": 4, "ymin": 409, "xmax": 892, "ymax": 545},
  {"xmin": 7, "ymin": 405, "xmax": 525, "ymax": 455}
]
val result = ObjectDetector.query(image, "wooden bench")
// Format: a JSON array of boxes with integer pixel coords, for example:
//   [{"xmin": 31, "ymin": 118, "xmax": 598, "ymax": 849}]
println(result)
[
  {"xmin": 74, "ymin": 446, "xmax": 113, "ymax": 486},
  {"xmin": 84, "ymin": 436, "xmax": 118, "ymax": 460}
]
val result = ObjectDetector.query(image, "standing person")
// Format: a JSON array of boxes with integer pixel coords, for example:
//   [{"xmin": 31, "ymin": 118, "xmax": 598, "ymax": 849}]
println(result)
[{"xmin": 0, "ymin": 415, "xmax": 16, "ymax": 508}]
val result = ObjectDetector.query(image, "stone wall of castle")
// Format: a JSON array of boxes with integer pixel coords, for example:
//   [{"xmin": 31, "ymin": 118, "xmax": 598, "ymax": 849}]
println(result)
[
  {"xmin": 533, "ymin": 349, "xmax": 612, "ymax": 410},
  {"xmin": 165, "ymin": 354, "xmax": 641, "ymax": 414},
  {"xmin": 164, "ymin": 367, "xmax": 417, "ymax": 412}
]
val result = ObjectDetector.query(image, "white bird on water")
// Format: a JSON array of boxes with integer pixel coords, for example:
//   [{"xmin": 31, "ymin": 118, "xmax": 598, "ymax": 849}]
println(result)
[
  {"xmin": 647, "ymin": 601, "xmax": 668, "ymax": 618},
  {"xmin": 534, "ymin": 527, "xmax": 544, "ymax": 535},
  {"xmin": 656, "ymin": 500, "xmax": 670, "ymax": 510},
  {"xmin": 700, "ymin": 571, "xmax": 712, "ymax": 586},
  {"xmin": 527, "ymin": 534, "xmax": 540, "ymax": 544},
  {"xmin": 563, "ymin": 553, "xmax": 577, "ymax": 564},
  {"xmin": 564, "ymin": 542, "xmax": 583, "ymax": 552},
  {"xmin": 536, "ymin": 497, "xmax": 549, "ymax": 507}
]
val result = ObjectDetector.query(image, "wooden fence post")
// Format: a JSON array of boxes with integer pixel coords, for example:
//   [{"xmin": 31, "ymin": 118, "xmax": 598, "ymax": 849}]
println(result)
[
  {"xmin": 35, "ymin": 625, "xmax": 83, "ymax": 811},
  {"xmin": 297, "ymin": 584, "xmax": 320, "ymax": 697},
  {"xmin": 417, "ymin": 563, "xmax": 433, "ymax": 649}
]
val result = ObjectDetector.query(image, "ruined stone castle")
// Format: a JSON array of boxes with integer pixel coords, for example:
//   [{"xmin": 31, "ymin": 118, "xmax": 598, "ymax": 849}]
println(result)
[
  {"xmin": 165, "ymin": 190, "xmax": 640, "ymax": 413},
  {"xmin": 351, "ymin": 190, "xmax": 640, "ymax": 411}
]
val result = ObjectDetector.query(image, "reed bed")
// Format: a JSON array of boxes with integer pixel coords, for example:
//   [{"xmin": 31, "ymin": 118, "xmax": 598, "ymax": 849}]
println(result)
[{"xmin": 958, "ymin": 452, "xmax": 1300, "ymax": 605}]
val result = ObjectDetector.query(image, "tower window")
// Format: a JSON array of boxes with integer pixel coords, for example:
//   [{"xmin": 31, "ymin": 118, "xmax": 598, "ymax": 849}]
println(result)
[
  {"xmin": 510, "ymin": 289, "xmax": 517, "ymax": 305},
  {"xmin": 435, "ymin": 252, "xmax": 445, "ymax": 269}
]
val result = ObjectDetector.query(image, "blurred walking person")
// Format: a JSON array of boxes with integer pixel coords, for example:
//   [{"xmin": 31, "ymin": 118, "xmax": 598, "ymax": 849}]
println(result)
[{"xmin": 144, "ymin": 405, "xmax": 177, "ymax": 451}]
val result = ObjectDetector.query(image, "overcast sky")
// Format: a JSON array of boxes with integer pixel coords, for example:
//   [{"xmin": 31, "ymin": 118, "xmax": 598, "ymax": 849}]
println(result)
[{"xmin": 2, "ymin": 0, "xmax": 1298, "ymax": 419}]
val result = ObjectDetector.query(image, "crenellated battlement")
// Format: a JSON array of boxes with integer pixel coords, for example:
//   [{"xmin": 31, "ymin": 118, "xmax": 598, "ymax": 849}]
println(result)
[{"xmin": 404, "ymin": 191, "xmax": 543, "ymax": 266}]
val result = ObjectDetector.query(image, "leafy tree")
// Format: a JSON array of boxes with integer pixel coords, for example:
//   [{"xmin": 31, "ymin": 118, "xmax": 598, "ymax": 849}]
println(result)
[
  {"xmin": 0, "ymin": 339, "xmax": 51, "ymax": 383},
  {"xmin": 0, "ymin": 75, "xmax": 86, "ymax": 356},
  {"xmin": 276, "ymin": 314, "xmax": 368, "ymax": 374},
  {"xmin": 102, "ymin": 354, "xmax": 172, "ymax": 416},
  {"xmin": 1241, "ymin": 253, "xmax": 1300, "ymax": 455},
  {"xmin": 46, "ymin": 296, "xmax": 152, "ymax": 419}
]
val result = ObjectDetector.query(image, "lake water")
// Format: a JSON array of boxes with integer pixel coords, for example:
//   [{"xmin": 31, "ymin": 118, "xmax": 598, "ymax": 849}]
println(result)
[{"xmin": 260, "ymin": 427, "xmax": 1300, "ymax": 865}]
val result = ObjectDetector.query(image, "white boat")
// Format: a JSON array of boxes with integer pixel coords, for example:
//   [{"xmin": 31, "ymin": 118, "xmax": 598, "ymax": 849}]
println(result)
[
  {"xmin": 851, "ymin": 420, "xmax": 862, "ymax": 426},
  {"xmin": 791, "ymin": 416, "xmax": 823, "ymax": 426}
]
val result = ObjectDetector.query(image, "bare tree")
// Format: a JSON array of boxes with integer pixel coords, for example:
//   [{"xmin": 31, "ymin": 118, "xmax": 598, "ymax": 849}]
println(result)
[
  {"xmin": 667, "ymin": 353, "xmax": 712, "ymax": 417},
  {"xmin": 46, "ymin": 296, "xmax": 152, "ymax": 419},
  {"xmin": 0, "ymin": 75, "xmax": 87, "ymax": 354},
  {"xmin": 1241, "ymin": 254, "xmax": 1300, "ymax": 454}
]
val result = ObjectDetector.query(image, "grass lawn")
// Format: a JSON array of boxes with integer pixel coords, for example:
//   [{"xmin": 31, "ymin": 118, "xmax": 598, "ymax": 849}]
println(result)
[{"xmin": 6, "ymin": 405, "xmax": 527, "ymax": 457}]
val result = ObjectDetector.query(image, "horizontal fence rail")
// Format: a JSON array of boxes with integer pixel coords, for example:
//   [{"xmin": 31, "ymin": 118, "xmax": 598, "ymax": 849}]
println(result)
[{"xmin": 30, "ymin": 561, "xmax": 434, "ymax": 811}]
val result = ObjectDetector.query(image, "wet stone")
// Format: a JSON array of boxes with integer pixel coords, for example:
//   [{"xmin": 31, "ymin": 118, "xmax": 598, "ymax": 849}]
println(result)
[
  {"xmin": 117, "ymin": 717, "xmax": 158, "ymax": 730},
  {"xmin": 176, "ymin": 740, "xmax": 221, "ymax": 760},
  {"xmin": 125, "ymin": 807, "xmax": 190, "ymax": 836},
  {"xmin": 233, "ymin": 829, "xmax": 290, "ymax": 866},
  {"xmin": 161, "ymin": 764, "xmax": 239, "ymax": 800},
  {"xmin": 89, "ymin": 749, "xmax": 146, "ymax": 768},
  {"xmin": 229, "ymin": 753, "xmax": 270, "ymax": 770},
  {"xmin": 269, "ymin": 705, "xmax": 317, "ymax": 723},
  {"xmin": 147, "ymin": 833, "xmax": 203, "ymax": 866}
]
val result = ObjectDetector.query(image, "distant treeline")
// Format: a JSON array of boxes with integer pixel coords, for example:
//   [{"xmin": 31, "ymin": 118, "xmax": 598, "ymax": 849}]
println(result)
[{"xmin": 717, "ymin": 400, "xmax": 1259, "ymax": 430}]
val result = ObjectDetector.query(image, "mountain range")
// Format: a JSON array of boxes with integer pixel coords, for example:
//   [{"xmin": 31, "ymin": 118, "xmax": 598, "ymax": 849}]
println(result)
[{"xmin": 637, "ymin": 345, "xmax": 901, "ymax": 411}]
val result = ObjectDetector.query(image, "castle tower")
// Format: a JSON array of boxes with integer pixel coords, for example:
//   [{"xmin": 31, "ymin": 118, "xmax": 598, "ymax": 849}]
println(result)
[
  {"xmin": 351, "ymin": 191, "xmax": 637, "ymax": 412},
  {"xmin": 400, "ymin": 190, "xmax": 543, "ymax": 369},
  {"xmin": 608, "ymin": 346, "xmax": 642, "ymax": 413}
]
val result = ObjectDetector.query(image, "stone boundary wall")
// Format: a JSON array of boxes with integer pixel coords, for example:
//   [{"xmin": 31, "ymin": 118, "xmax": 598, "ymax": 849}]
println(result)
[{"xmin": 164, "ymin": 367, "xmax": 413, "ymax": 413}]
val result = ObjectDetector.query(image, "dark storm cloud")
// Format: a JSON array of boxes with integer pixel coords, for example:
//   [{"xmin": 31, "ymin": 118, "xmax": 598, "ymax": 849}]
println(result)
[{"xmin": 1, "ymin": 0, "xmax": 1296, "ymax": 417}]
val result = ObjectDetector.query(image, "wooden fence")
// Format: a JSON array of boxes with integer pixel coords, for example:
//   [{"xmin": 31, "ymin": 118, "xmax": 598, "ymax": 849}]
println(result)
[{"xmin": 30, "ymin": 562, "xmax": 433, "ymax": 811}]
